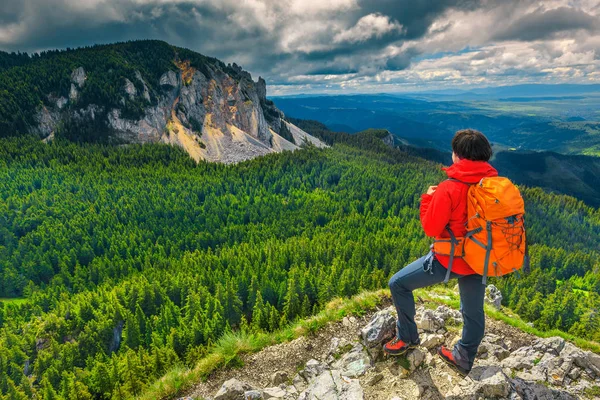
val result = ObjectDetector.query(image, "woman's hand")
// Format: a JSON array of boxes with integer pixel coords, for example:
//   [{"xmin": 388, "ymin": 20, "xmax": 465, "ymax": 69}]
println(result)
[{"xmin": 426, "ymin": 185, "xmax": 438, "ymax": 195}]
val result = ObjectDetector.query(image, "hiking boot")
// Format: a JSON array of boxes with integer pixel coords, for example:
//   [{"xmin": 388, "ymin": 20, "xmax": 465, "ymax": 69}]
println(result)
[
  {"xmin": 383, "ymin": 337, "xmax": 418, "ymax": 356},
  {"xmin": 437, "ymin": 346, "xmax": 471, "ymax": 376}
]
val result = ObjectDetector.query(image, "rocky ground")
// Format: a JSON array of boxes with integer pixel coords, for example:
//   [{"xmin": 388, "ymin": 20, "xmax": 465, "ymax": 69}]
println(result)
[{"xmin": 182, "ymin": 288, "xmax": 600, "ymax": 399}]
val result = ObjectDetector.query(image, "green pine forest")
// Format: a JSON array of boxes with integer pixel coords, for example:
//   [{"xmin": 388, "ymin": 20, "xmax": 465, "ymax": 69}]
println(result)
[{"xmin": 0, "ymin": 128, "xmax": 599, "ymax": 399}]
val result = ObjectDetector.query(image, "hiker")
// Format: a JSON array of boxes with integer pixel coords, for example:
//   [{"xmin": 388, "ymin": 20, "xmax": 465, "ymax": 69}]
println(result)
[{"xmin": 384, "ymin": 129, "xmax": 526, "ymax": 376}]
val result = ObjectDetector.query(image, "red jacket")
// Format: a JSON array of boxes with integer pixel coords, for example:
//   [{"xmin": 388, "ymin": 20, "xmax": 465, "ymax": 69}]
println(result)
[{"xmin": 420, "ymin": 159, "xmax": 498, "ymax": 275}]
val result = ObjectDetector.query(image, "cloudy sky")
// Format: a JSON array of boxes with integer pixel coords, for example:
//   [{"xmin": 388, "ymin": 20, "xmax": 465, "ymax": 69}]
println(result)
[{"xmin": 1, "ymin": 0, "xmax": 599, "ymax": 94}]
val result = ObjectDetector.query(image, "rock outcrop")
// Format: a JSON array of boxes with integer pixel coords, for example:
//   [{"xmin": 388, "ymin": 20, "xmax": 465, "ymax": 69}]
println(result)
[
  {"xmin": 31, "ymin": 61, "xmax": 325, "ymax": 164},
  {"xmin": 198, "ymin": 297, "xmax": 600, "ymax": 400},
  {"xmin": 485, "ymin": 284, "xmax": 503, "ymax": 310}
]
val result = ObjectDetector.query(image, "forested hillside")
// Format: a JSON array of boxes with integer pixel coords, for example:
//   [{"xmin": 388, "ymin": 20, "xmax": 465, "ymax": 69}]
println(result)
[
  {"xmin": 0, "ymin": 135, "xmax": 599, "ymax": 399},
  {"xmin": 0, "ymin": 40, "xmax": 322, "ymax": 164},
  {"xmin": 493, "ymin": 150, "xmax": 600, "ymax": 208},
  {"xmin": 289, "ymin": 119, "xmax": 600, "ymax": 208}
]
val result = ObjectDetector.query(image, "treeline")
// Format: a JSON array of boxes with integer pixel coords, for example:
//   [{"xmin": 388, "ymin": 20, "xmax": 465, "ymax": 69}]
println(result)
[
  {"xmin": 0, "ymin": 51, "xmax": 31, "ymax": 71},
  {"xmin": 0, "ymin": 133, "xmax": 599, "ymax": 399}
]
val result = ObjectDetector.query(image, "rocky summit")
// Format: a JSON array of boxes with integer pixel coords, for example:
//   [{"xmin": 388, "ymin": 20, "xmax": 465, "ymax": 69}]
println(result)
[{"xmin": 183, "ymin": 288, "xmax": 600, "ymax": 400}]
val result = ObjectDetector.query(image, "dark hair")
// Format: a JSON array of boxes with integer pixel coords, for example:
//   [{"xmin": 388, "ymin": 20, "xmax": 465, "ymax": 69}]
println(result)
[{"xmin": 451, "ymin": 129, "xmax": 492, "ymax": 161}]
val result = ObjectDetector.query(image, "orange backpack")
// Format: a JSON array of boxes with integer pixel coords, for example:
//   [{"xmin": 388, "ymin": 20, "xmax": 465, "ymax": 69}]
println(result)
[{"xmin": 433, "ymin": 177, "xmax": 527, "ymax": 284}]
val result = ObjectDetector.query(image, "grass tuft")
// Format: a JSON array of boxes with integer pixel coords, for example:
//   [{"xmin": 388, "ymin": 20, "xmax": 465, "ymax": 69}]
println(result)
[{"xmin": 584, "ymin": 385, "xmax": 600, "ymax": 398}]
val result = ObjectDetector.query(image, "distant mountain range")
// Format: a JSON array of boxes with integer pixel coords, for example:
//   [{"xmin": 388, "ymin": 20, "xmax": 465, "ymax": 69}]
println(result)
[
  {"xmin": 273, "ymin": 92, "xmax": 600, "ymax": 156},
  {"xmin": 403, "ymin": 83, "xmax": 600, "ymax": 98},
  {"xmin": 279, "ymin": 84, "xmax": 600, "ymax": 100}
]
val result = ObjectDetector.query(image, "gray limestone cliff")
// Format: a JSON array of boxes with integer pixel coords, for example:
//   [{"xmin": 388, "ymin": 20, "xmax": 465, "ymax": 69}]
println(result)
[{"xmin": 32, "ymin": 62, "xmax": 325, "ymax": 164}]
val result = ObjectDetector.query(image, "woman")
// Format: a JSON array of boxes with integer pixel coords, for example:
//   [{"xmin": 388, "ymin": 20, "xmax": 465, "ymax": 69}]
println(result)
[{"xmin": 384, "ymin": 129, "xmax": 497, "ymax": 376}]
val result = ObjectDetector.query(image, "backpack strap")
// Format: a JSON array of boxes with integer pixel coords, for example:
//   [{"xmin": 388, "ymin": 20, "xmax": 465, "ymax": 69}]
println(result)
[
  {"xmin": 522, "ymin": 217, "xmax": 530, "ymax": 275},
  {"xmin": 439, "ymin": 179, "xmax": 469, "ymax": 283},
  {"xmin": 482, "ymin": 221, "xmax": 493, "ymax": 285},
  {"xmin": 448, "ymin": 177, "xmax": 492, "ymax": 285},
  {"xmin": 443, "ymin": 226, "xmax": 459, "ymax": 283},
  {"xmin": 442, "ymin": 178, "xmax": 470, "ymax": 283}
]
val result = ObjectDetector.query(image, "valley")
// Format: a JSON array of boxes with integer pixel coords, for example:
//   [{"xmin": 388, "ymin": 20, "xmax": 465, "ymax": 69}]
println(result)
[{"xmin": 274, "ymin": 90, "xmax": 600, "ymax": 156}]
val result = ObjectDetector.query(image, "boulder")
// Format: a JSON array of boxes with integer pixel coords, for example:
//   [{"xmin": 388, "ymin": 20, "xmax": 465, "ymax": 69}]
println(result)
[
  {"xmin": 262, "ymin": 386, "xmax": 294, "ymax": 399},
  {"xmin": 545, "ymin": 353, "xmax": 576, "ymax": 386},
  {"xmin": 448, "ymin": 366, "xmax": 510, "ymax": 399},
  {"xmin": 586, "ymin": 351, "xmax": 600, "ymax": 376},
  {"xmin": 297, "ymin": 369, "xmax": 363, "ymax": 400},
  {"xmin": 244, "ymin": 390, "xmax": 263, "ymax": 400},
  {"xmin": 511, "ymin": 378, "xmax": 576, "ymax": 400},
  {"xmin": 534, "ymin": 337, "xmax": 566, "ymax": 356},
  {"xmin": 485, "ymin": 284, "xmax": 503, "ymax": 309},
  {"xmin": 434, "ymin": 305, "xmax": 463, "ymax": 325},
  {"xmin": 477, "ymin": 334, "xmax": 511, "ymax": 361},
  {"xmin": 501, "ymin": 344, "xmax": 543, "ymax": 370},
  {"xmin": 292, "ymin": 374, "xmax": 308, "ymax": 393},
  {"xmin": 406, "ymin": 348, "xmax": 426, "ymax": 372},
  {"xmin": 333, "ymin": 343, "xmax": 371, "ymax": 378},
  {"xmin": 415, "ymin": 307, "xmax": 445, "ymax": 332},
  {"xmin": 420, "ymin": 333, "xmax": 445, "ymax": 349},
  {"xmin": 214, "ymin": 378, "xmax": 253, "ymax": 400},
  {"xmin": 270, "ymin": 371, "xmax": 288, "ymax": 386},
  {"xmin": 360, "ymin": 307, "xmax": 396, "ymax": 349},
  {"xmin": 300, "ymin": 359, "xmax": 325, "ymax": 382}
]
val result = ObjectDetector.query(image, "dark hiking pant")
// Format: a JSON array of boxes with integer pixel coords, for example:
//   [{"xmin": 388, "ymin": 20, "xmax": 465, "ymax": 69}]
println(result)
[{"xmin": 388, "ymin": 252, "xmax": 485, "ymax": 370}]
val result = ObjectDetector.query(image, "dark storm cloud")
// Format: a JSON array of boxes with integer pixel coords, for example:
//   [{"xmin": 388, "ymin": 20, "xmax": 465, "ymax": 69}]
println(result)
[
  {"xmin": 356, "ymin": 0, "xmax": 485, "ymax": 39},
  {"xmin": 386, "ymin": 47, "xmax": 422, "ymax": 71},
  {"xmin": 1, "ymin": 2, "xmax": 252, "ymax": 54},
  {"xmin": 0, "ymin": 0, "xmax": 24, "ymax": 24},
  {"xmin": 0, "ymin": 0, "xmax": 474, "ymax": 69},
  {"xmin": 306, "ymin": 66, "xmax": 361, "ymax": 75},
  {"xmin": 493, "ymin": 7, "xmax": 600, "ymax": 41},
  {"xmin": 1, "ymin": 0, "xmax": 599, "ymax": 93}
]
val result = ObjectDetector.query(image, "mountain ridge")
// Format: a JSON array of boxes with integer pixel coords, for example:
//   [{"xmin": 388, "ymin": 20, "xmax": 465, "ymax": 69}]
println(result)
[{"xmin": 0, "ymin": 40, "xmax": 326, "ymax": 163}]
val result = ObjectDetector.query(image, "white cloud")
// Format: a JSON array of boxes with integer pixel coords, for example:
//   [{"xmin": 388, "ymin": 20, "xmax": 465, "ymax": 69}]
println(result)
[{"xmin": 334, "ymin": 13, "xmax": 403, "ymax": 44}]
